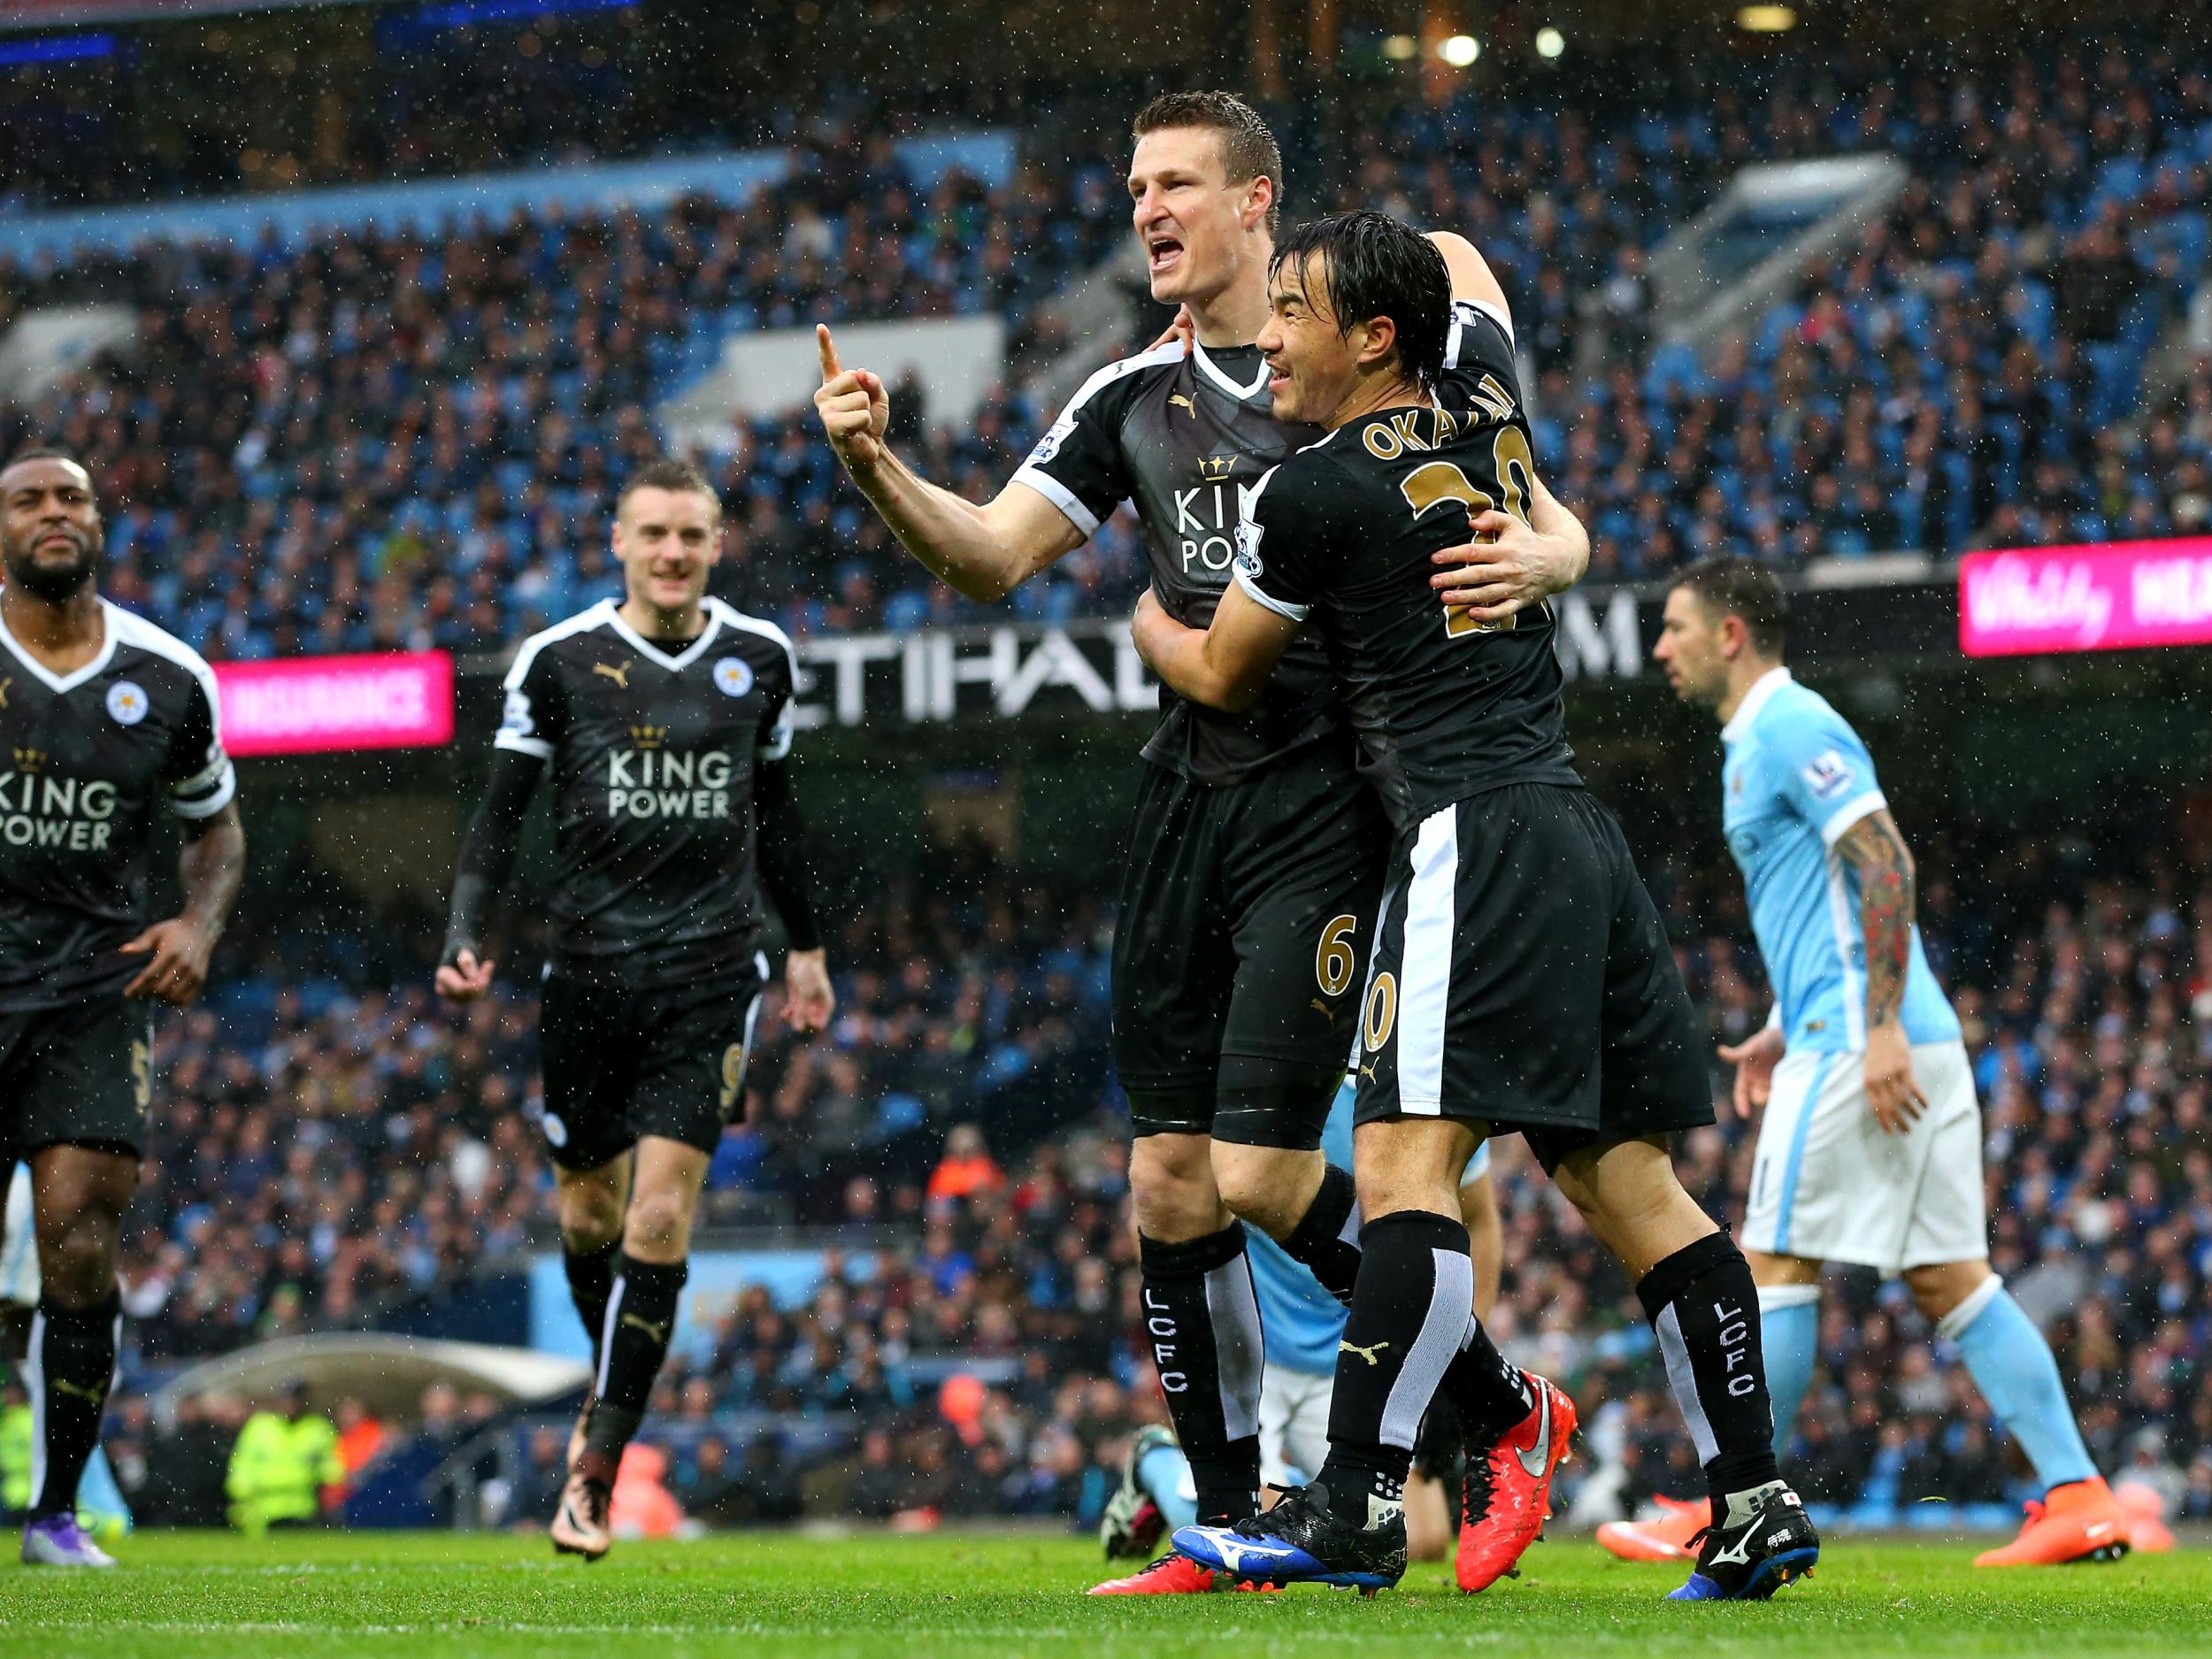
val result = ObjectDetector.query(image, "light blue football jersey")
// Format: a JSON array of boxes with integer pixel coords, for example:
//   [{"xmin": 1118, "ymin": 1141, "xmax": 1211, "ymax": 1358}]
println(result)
[
  {"xmin": 1720, "ymin": 669, "xmax": 1960, "ymax": 1053},
  {"xmin": 1247, "ymin": 1082, "xmax": 1493, "ymax": 1376}
]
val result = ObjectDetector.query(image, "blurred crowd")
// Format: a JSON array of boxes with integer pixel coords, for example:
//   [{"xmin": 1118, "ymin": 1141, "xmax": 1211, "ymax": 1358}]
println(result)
[
  {"xmin": 113, "ymin": 844, "xmax": 1113, "ymax": 1358},
  {"xmin": 1633, "ymin": 803, "xmax": 2212, "ymax": 1522},
  {"xmin": 516, "ymin": 1120, "xmax": 1144, "ymax": 1532},
  {"xmin": 2, "ymin": 42, "xmax": 2207, "ymax": 655},
  {"xmin": 0, "ymin": 126, "xmax": 1128, "ymax": 657},
  {"xmin": 0, "ymin": 17, "xmax": 1057, "ymax": 212},
  {"xmin": 65, "ymin": 794, "xmax": 2209, "ymax": 1531},
  {"xmin": 595, "ymin": 800, "xmax": 2212, "ymax": 1530},
  {"xmin": 1498, "ymin": 54, "xmax": 2210, "ymax": 580},
  {"xmin": 4, "ymin": 27, "xmax": 2208, "ymax": 1533}
]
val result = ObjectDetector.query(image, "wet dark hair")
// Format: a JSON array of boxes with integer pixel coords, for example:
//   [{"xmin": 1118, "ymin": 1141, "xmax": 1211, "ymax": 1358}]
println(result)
[
  {"xmin": 617, "ymin": 457, "xmax": 720, "ymax": 518},
  {"xmin": 1, "ymin": 444, "xmax": 88, "ymax": 477},
  {"xmin": 1269, "ymin": 211, "xmax": 1450, "ymax": 394},
  {"xmin": 1133, "ymin": 90, "xmax": 1283, "ymax": 234},
  {"xmin": 1675, "ymin": 556, "xmax": 1790, "ymax": 656}
]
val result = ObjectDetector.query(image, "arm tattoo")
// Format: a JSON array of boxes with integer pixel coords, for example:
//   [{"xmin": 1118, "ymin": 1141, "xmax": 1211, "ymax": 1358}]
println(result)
[{"xmin": 1837, "ymin": 810, "xmax": 1916, "ymax": 1026}]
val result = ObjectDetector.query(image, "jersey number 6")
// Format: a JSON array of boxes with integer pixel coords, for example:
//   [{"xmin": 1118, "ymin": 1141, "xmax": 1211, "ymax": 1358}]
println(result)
[
  {"xmin": 1315, "ymin": 913, "xmax": 1359, "ymax": 997},
  {"xmin": 1400, "ymin": 426, "xmax": 1538, "ymax": 639}
]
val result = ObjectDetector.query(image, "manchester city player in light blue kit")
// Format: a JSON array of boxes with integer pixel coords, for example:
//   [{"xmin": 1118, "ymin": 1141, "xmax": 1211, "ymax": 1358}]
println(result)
[
  {"xmin": 1094, "ymin": 1080, "xmax": 1497, "ymax": 1586},
  {"xmin": 1653, "ymin": 557, "xmax": 2131, "ymax": 1568}
]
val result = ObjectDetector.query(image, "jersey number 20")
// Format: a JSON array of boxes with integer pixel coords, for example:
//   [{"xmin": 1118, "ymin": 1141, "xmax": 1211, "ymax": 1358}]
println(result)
[{"xmin": 1400, "ymin": 426, "xmax": 1538, "ymax": 639}]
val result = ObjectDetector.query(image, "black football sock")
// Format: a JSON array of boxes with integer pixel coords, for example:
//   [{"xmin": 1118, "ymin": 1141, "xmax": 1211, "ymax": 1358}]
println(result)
[
  {"xmin": 27, "ymin": 1294, "xmax": 119, "ymax": 1520},
  {"xmin": 583, "ymin": 1255, "xmax": 687, "ymax": 1478},
  {"xmin": 1439, "ymin": 1317, "xmax": 1534, "ymax": 1445},
  {"xmin": 1317, "ymin": 1211, "xmax": 1474, "ymax": 1525},
  {"xmin": 563, "ymin": 1237, "xmax": 619, "ymax": 1372},
  {"xmin": 1137, "ymin": 1224, "xmax": 1263, "ymax": 1526},
  {"xmin": 1280, "ymin": 1164, "xmax": 1530, "ymax": 1444},
  {"xmin": 1279, "ymin": 1161, "xmax": 1362, "ymax": 1303},
  {"xmin": 1636, "ymin": 1231, "xmax": 1784, "ymax": 1509}
]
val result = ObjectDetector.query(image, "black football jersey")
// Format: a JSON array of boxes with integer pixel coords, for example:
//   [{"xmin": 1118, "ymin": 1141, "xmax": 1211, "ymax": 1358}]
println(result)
[
  {"xmin": 495, "ymin": 597, "xmax": 797, "ymax": 982},
  {"xmin": 1231, "ymin": 301, "xmax": 1581, "ymax": 837},
  {"xmin": 0, "ymin": 599, "xmax": 235, "ymax": 1012},
  {"xmin": 1012, "ymin": 337, "xmax": 1344, "ymax": 785}
]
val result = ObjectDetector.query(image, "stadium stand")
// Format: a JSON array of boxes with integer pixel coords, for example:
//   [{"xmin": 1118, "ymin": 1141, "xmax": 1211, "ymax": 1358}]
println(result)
[
  {"xmin": 3, "ymin": 44, "xmax": 2207, "ymax": 654},
  {"xmin": 1574, "ymin": 801, "xmax": 2212, "ymax": 1526},
  {"xmin": 1329, "ymin": 48, "xmax": 2208, "ymax": 580},
  {"xmin": 81, "ymin": 795, "xmax": 2209, "ymax": 1530},
  {"xmin": 3, "ymin": 28, "xmax": 2206, "ymax": 1542},
  {"xmin": 116, "ymin": 845, "xmax": 1113, "ymax": 1360}
]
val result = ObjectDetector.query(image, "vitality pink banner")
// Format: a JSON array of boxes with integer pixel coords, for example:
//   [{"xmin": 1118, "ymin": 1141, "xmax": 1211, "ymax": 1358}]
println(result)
[
  {"xmin": 1958, "ymin": 538, "xmax": 2212, "ymax": 657},
  {"xmin": 213, "ymin": 651, "xmax": 454, "ymax": 757}
]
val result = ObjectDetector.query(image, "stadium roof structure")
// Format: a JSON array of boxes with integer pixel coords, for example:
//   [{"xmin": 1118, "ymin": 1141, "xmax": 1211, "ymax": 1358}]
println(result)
[{"xmin": 153, "ymin": 1332, "xmax": 591, "ymax": 1424}]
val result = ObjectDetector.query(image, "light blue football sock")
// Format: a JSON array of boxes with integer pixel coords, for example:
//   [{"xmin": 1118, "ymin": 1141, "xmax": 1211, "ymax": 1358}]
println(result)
[
  {"xmin": 1139, "ymin": 1442, "xmax": 1199, "ymax": 1532},
  {"xmin": 75, "ymin": 1444, "xmax": 133, "ymax": 1532},
  {"xmin": 1941, "ymin": 1276, "xmax": 2097, "ymax": 1492},
  {"xmin": 1758, "ymin": 1283, "xmax": 1821, "ymax": 1456}
]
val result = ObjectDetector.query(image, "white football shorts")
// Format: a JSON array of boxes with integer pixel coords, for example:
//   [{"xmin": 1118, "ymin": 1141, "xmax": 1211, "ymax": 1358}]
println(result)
[
  {"xmin": 1258, "ymin": 1362, "xmax": 1333, "ymax": 1487},
  {"xmin": 1742, "ymin": 1037, "xmax": 1986, "ymax": 1275}
]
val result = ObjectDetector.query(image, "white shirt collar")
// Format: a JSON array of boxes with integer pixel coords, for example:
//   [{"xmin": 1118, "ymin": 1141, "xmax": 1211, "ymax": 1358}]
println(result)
[
  {"xmin": 0, "ymin": 595, "xmax": 118, "ymax": 695},
  {"xmin": 1191, "ymin": 340, "xmax": 1269, "ymax": 401},
  {"xmin": 1721, "ymin": 665, "xmax": 1793, "ymax": 746},
  {"xmin": 601, "ymin": 597, "xmax": 726, "ymax": 673}
]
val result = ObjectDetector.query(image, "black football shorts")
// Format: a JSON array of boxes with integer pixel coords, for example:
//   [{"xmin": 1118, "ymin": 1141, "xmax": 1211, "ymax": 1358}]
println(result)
[
  {"xmin": 0, "ymin": 995, "xmax": 154, "ymax": 1167},
  {"xmin": 536, "ymin": 953, "xmax": 769, "ymax": 1172},
  {"xmin": 1111, "ymin": 744, "xmax": 1387, "ymax": 1148},
  {"xmin": 1352, "ymin": 781, "xmax": 1713, "ymax": 1171}
]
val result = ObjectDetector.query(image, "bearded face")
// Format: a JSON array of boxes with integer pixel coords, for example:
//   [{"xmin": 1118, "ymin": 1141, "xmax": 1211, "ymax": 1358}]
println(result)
[{"xmin": 0, "ymin": 457, "xmax": 104, "ymax": 603}]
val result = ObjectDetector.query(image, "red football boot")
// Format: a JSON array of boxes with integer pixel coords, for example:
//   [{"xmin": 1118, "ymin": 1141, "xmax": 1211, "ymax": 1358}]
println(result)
[
  {"xmin": 1087, "ymin": 1553, "xmax": 1281, "ymax": 1594},
  {"xmin": 1455, "ymin": 1372, "xmax": 1577, "ymax": 1593}
]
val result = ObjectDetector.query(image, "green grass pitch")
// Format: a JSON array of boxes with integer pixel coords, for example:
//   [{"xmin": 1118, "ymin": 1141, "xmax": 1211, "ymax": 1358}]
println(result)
[{"xmin": 4, "ymin": 1530, "xmax": 2205, "ymax": 1659}]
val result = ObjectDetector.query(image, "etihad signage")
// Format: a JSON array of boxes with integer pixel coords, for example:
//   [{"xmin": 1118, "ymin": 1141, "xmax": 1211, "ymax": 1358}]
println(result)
[
  {"xmin": 785, "ymin": 594, "xmax": 1642, "ymax": 732},
  {"xmin": 202, "ymin": 598, "xmax": 1640, "ymax": 759},
  {"xmin": 1959, "ymin": 538, "xmax": 2212, "ymax": 657},
  {"xmin": 214, "ymin": 651, "xmax": 454, "ymax": 757}
]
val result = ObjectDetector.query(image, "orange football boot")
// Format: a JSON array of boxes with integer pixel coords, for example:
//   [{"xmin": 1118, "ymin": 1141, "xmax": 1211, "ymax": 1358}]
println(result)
[
  {"xmin": 1087, "ymin": 1554, "xmax": 1281, "ymax": 1594},
  {"xmin": 1455, "ymin": 1372, "xmax": 1578, "ymax": 1593},
  {"xmin": 1596, "ymin": 1494, "xmax": 1713, "ymax": 1563},
  {"xmin": 1974, "ymin": 1477, "xmax": 2131, "ymax": 1567}
]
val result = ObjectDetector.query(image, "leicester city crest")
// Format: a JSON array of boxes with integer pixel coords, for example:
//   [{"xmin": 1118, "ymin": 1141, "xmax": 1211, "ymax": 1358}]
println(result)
[
  {"xmin": 713, "ymin": 657, "xmax": 755, "ymax": 698},
  {"xmin": 107, "ymin": 680, "xmax": 150, "ymax": 726}
]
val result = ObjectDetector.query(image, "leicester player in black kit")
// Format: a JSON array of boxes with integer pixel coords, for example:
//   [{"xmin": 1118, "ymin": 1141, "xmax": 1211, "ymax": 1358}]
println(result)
[
  {"xmin": 818, "ymin": 93, "xmax": 1593, "ymax": 1595},
  {"xmin": 1137, "ymin": 212, "xmax": 1819, "ymax": 1601},
  {"xmin": 0, "ymin": 449, "xmax": 245, "ymax": 1567},
  {"xmin": 436, "ymin": 459, "xmax": 833, "ymax": 1560}
]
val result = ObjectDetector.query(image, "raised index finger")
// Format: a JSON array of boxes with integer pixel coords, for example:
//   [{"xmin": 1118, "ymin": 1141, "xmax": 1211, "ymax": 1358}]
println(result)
[{"xmin": 816, "ymin": 323, "xmax": 841, "ymax": 384}]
